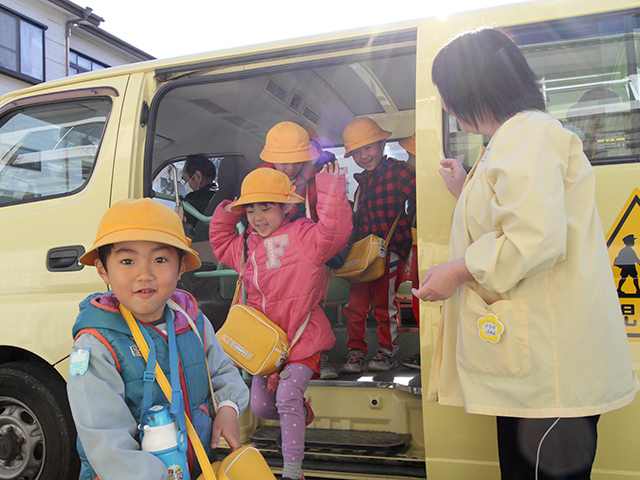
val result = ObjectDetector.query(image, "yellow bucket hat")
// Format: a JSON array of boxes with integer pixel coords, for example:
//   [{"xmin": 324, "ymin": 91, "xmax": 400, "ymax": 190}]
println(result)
[
  {"xmin": 79, "ymin": 198, "xmax": 201, "ymax": 272},
  {"xmin": 260, "ymin": 121, "xmax": 320, "ymax": 164},
  {"xmin": 230, "ymin": 168, "xmax": 304, "ymax": 212},
  {"xmin": 343, "ymin": 117, "xmax": 391, "ymax": 157},
  {"xmin": 399, "ymin": 134, "xmax": 416, "ymax": 155}
]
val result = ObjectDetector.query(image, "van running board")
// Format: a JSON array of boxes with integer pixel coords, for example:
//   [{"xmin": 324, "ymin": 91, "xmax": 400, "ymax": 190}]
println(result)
[{"xmin": 250, "ymin": 426, "xmax": 411, "ymax": 456}]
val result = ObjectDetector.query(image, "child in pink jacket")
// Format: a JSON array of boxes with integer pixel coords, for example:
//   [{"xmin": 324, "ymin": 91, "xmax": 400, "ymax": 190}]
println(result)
[{"xmin": 209, "ymin": 164, "xmax": 351, "ymax": 480}]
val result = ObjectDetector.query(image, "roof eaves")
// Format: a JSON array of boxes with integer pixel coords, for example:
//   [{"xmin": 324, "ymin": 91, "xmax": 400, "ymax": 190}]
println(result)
[
  {"xmin": 77, "ymin": 24, "xmax": 156, "ymax": 61},
  {"xmin": 47, "ymin": 0, "xmax": 104, "ymax": 26}
]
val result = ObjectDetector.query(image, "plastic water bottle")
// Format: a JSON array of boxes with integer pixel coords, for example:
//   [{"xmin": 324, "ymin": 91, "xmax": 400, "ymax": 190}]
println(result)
[{"xmin": 140, "ymin": 404, "xmax": 191, "ymax": 480}]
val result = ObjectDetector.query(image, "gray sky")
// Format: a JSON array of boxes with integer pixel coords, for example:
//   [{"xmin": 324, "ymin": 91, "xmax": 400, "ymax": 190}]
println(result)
[{"xmin": 91, "ymin": 0, "xmax": 523, "ymax": 59}]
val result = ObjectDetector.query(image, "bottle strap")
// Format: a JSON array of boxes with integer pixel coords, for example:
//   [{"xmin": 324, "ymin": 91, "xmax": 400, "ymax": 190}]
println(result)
[
  {"xmin": 138, "ymin": 326, "xmax": 157, "ymax": 440},
  {"xmin": 120, "ymin": 304, "xmax": 218, "ymax": 480},
  {"xmin": 166, "ymin": 299, "xmax": 217, "ymax": 414},
  {"xmin": 166, "ymin": 312, "xmax": 188, "ymax": 454}
]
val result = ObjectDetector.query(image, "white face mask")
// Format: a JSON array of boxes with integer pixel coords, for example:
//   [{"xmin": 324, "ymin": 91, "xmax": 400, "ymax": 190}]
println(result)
[
  {"xmin": 180, "ymin": 173, "xmax": 194, "ymax": 195},
  {"xmin": 182, "ymin": 182, "xmax": 194, "ymax": 195}
]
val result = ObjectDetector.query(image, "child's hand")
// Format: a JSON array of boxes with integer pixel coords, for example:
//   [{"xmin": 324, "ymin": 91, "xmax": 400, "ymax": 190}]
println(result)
[
  {"xmin": 210, "ymin": 405, "xmax": 241, "ymax": 451},
  {"xmin": 320, "ymin": 161, "xmax": 346, "ymax": 176},
  {"xmin": 224, "ymin": 197, "xmax": 239, "ymax": 212}
]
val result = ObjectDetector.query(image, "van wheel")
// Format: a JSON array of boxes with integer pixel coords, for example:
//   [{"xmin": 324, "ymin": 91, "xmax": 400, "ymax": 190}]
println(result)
[{"xmin": 0, "ymin": 362, "xmax": 79, "ymax": 480}]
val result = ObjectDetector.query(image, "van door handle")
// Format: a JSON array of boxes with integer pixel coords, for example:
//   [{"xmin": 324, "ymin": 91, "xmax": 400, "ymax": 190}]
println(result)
[{"xmin": 47, "ymin": 246, "xmax": 85, "ymax": 272}]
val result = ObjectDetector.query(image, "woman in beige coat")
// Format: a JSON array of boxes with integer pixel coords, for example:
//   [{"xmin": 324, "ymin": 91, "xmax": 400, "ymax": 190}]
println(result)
[{"xmin": 414, "ymin": 28, "xmax": 639, "ymax": 480}]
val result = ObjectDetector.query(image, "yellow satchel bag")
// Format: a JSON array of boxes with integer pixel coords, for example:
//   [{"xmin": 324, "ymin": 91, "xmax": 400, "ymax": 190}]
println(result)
[
  {"xmin": 206, "ymin": 446, "xmax": 275, "ymax": 480},
  {"xmin": 217, "ymin": 304, "xmax": 309, "ymax": 377},
  {"xmin": 120, "ymin": 303, "xmax": 276, "ymax": 480},
  {"xmin": 332, "ymin": 210, "xmax": 402, "ymax": 284},
  {"xmin": 216, "ymin": 238, "xmax": 310, "ymax": 377}
]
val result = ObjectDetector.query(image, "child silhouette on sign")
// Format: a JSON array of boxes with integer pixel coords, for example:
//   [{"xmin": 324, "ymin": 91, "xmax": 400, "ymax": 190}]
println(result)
[{"xmin": 614, "ymin": 234, "xmax": 640, "ymax": 295}]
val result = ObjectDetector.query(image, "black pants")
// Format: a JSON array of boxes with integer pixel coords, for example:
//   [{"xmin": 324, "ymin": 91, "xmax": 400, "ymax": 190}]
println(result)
[{"xmin": 497, "ymin": 416, "xmax": 600, "ymax": 480}]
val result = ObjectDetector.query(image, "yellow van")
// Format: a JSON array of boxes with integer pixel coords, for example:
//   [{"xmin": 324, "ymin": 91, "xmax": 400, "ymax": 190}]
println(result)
[{"xmin": 1, "ymin": 0, "xmax": 639, "ymax": 478}]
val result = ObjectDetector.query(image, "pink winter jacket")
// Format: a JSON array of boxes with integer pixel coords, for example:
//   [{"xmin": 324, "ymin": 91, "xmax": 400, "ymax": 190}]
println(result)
[{"xmin": 209, "ymin": 172, "xmax": 352, "ymax": 362}]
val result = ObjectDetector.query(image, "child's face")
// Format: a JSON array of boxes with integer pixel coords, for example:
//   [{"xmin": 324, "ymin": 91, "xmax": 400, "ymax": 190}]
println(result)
[
  {"xmin": 95, "ymin": 241, "xmax": 186, "ymax": 323},
  {"xmin": 245, "ymin": 203, "xmax": 292, "ymax": 237},
  {"xmin": 274, "ymin": 162, "xmax": 305, "ymax": 181},
  {"xmin": 351, "ymin": 141, "xmax": 385, "ymax": 171}
]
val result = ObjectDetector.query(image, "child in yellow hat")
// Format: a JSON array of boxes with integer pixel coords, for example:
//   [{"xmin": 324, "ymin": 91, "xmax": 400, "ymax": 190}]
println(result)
[
  {"xmin": 340, "ymin": 118, "xmax": 416, "ymax": 373},
  {"xmin": 209, "ymin": 163, "xmax": 352, "ymax": 480},
  {"xmin": 259, "ymin": 121, "xmax": 321, "ymax": 222},
  {"xmin": 67, "ymin": 198, "xmax": 249, "ymax": 480}
]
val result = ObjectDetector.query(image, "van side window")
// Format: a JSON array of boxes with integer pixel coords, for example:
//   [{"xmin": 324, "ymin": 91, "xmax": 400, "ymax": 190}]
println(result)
[
  {"xmin": 0, "ymin": 98, "xmax": 110, "ymax": 206},
  {"xmin": 444, "ymin": 14, "xmax": 640, "ymax": 166}
]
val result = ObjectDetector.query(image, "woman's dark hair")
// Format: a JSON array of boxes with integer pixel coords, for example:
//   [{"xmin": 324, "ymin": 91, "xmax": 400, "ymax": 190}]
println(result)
[
  {"xmin": 183, "ymin": 154, "xmax": 217, "ymax": 181},
  {"xmin": 432, "ymin": 27, "xmax": 545, "ymax": 129}
]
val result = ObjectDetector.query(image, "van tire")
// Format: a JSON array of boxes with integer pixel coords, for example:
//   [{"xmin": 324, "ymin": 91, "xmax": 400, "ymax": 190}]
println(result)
[{"xmin": 0, "ymin": 361, "xmax": 80, "ymax": 480}]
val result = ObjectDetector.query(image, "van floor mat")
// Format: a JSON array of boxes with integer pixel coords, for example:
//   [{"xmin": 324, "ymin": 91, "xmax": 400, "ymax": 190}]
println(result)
[{"xmin": 250, "ymin": 426, "xmax": 411, "ymax": 456}]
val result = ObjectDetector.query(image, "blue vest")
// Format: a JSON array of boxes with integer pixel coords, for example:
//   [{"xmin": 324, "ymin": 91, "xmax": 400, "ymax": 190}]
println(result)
[{"xmin": 72, "ymin": 293, "xmax": 214, "ymax": 480}]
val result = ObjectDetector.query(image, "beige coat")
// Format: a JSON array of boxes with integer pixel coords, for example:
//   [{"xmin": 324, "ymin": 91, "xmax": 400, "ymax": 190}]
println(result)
[{"xmin": 427, "ymin": 111, "xmax": 639, "ymax": 418}]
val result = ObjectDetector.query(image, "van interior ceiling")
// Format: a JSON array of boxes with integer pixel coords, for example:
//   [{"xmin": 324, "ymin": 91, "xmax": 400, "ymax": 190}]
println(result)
[{"xmin": 149, "ymin": 48, "xmax": 418, "ymax": 177}]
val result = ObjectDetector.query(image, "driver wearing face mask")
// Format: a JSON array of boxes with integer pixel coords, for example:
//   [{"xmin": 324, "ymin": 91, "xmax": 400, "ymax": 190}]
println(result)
[{"xmin": 180, "ymin": 154, "xmax": 217, "ymax": 228}]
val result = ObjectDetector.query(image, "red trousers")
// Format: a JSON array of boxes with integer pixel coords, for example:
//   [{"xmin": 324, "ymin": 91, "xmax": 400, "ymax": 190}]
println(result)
[{"xmin": 343, "ymin": 252, "xmax": 403, "ymax": 356}]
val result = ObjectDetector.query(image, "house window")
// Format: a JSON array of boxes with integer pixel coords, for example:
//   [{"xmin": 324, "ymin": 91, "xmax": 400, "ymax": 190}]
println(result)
[
  {"xmin": 0, "ymin": 6, "xmax": 45, "ymax": 83},
  {"xmin": 69, "ymin": 50, "xmax": 107, "ymax": 75}
]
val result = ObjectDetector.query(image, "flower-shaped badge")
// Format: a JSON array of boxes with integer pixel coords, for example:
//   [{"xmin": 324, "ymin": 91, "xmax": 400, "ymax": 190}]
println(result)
[{"xmin": 477, "ymin": 313, "xmax": 504, "ymax": 343}]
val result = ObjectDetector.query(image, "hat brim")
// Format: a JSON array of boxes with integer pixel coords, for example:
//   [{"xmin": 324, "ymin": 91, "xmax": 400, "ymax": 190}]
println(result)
[
  {"xmin": 398, "ymin": 137, "xmax": 416, "ymax": 155},
  {"xmin": 230, "ymin": 192, "xmax": 304, "ymax": 212},
  {"xmin": 260, "ymin": 148, "xmax": 319, "ymax": 164},
  {"xmin": 79, "ymin": 229, "xmax": 201, "ymax": 272},
  {"xmin": 345, "ymin": 131, "xmax": 391, "ymax": 157}
]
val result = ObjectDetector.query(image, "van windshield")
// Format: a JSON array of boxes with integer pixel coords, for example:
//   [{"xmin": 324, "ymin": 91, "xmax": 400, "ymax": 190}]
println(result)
[
  {"xmin": 0, "ymin": 98, "xmax": 110, "ymax": 206},
  {"xmin": 445, "ymin": 17, "xmax": 640, "ymax": 166}
]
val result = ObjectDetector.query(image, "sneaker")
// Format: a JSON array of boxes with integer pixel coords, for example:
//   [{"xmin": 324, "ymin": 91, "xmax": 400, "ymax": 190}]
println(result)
[
  {"xmin": 319, "ymin": 354, "xmax": 338, "ymax": 380},
  {"xmin": 341, "ymin": 350, "xmax": 366, "ymax": 373},
  {"xmin": 367, "ymin": 351, "xmax": 399, "ymax": 372},
  {"xmin": 400, "ymin": 352, "xmax": 421, "ymax": 370}
]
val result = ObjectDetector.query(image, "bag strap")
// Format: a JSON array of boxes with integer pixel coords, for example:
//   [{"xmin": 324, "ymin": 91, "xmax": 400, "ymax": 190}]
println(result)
[
  {"xmin": 119, "ymin": 304, "xmax": 218, "ymax": 480},
  {"xmin": 230, "ymin": 230, "xmax": 250, "ymax": 306},
  {"xmin": 383, "ymin": 210, "xmax": 403, "ymax": 248}
]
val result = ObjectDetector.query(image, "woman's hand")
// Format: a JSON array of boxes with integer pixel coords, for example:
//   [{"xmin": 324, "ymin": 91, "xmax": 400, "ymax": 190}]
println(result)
[
  {"xmin": 210, "ymin": 405, "xmax": 241, "ymax": 451},
  {"xmin": 439, "ymin": 158, "xmax": 467, "ymax": 199},
  {"xmin": 320, "ymin": 161, "xmax": 346, "ymax": 176},
  {"xmin": 412, "ymin": 258, "xmax": 473, "ymax": 302}
]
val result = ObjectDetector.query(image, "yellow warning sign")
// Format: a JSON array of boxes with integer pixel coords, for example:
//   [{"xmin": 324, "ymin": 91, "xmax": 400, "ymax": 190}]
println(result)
[{"xmin": 606, "ymin": 188, "xmax": 640, "ymax": 341}]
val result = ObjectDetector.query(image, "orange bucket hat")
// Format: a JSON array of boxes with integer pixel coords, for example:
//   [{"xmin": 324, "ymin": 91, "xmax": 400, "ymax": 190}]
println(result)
[
  {"xmin": 343, "ymin": 117, "xmax": 391, "ymax": 157},
  {"xmin": 260, "ymin": 121, "xmax": 320, "ymax": 164},
  {"xmin": 79, "ymin": 198, "xmax": 201, "ymax": 272},
  {"xmin": 399, "ymin": 134, "xmax": 416, "ymax": 155},
  {"xmin": 230, "ymin": 168, "xmax": 304, "ymax": 212}
]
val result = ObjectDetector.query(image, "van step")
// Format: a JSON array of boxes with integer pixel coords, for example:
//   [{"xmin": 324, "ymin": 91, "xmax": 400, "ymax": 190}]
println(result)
[{"xmin": 250, "ymin": 426, "xmax": 411, "ymax": 456}]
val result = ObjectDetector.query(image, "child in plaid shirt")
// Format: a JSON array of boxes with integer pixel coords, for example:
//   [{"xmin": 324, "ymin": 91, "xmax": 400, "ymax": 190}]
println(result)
[{"xmin": 340, "ymin": 118, "xmax": 416, "ymax": 372}]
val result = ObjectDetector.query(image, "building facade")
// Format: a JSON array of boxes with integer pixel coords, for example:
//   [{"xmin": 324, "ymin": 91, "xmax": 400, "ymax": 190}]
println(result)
[{"xmin": 0, "ymin": 0, "xmax": 154, "ymax": 97}]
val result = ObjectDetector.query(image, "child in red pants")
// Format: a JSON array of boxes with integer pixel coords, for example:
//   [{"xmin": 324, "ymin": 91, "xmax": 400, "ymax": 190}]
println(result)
[{"xmin": 340, "ymin": 118, "xmax": 415, "ymax": 373}]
